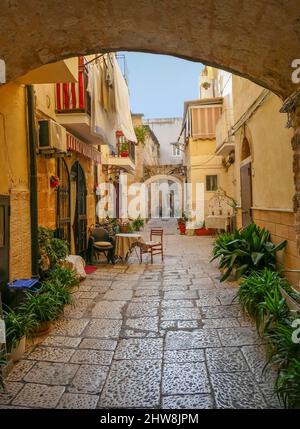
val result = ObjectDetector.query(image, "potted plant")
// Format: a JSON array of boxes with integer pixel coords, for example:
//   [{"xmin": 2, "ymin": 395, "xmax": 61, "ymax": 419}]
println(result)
[
  {"xmin": 120, "ymin": 142, "xmax": 129, "ymax": 157},
  {"xmin": 4, "ymin": 309, "xmax": 39, "ymax": 362},
  {"xmin": 177, "ymin": 212, "xmax": 188, "ymax": 235},
  {"xmin": 20, "ymin": 290, "xmax": 62, "ymax": 336},
  {"xmin": 131, "ymin": 216, "xmax": 144, "ymax": 232},
  {"xmin": 50, "ymin": 175, "xmax": 60, "ymax": 190}
]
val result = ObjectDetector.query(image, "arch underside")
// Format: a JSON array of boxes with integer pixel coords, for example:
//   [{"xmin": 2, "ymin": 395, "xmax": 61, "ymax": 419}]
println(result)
[{"xmin": 1, "ymin": 0, "xmax": 300, "ymax": 98}]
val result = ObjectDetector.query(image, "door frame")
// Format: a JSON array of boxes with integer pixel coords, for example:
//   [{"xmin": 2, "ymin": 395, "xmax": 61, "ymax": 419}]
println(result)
[
  {"xmin": 71, "ymin": 161, "xmax": 87, "ymax": 257},
  {"xmin": 240, "ymin": 159, "xmax": 253, "ymax": 227}
]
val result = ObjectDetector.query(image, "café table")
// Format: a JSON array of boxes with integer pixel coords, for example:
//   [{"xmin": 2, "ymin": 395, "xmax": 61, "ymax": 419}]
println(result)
[{"xmin": 115, "ymin": 233, "xmax": 146, "ymax": 262}]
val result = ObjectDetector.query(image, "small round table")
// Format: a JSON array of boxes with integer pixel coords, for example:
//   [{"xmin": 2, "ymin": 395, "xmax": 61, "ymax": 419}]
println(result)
[{"xmin": 115, "ymin": 233, "xmax": 145, "ymax": 261}]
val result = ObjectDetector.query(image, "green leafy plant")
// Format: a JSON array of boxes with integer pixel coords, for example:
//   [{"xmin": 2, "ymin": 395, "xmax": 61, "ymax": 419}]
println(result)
[
  {"xmin": 4, "ymin": 308, "xmax": 39, "ymax": 352},
  {"xmin": 41, "ymin": 280, "xmax": 73, "ymax": 309},
  {"xmin": 265, "ymin": 321, "xmax": 300, "ymax": 369},
  {"xmin": 38, "ymin": 226, "xmax": 69, "ymax": 272},
  {"xmin": 134, "ymin": 125, "xmax": 148, "ymax": 146},
  {"xmin": 275, "ymin": 358, "xmax": 300, "ymax": 409},
  {"xmin": 211, "ymin": 223, "xmax": 287, "ymax": 281},
  {"xmin": 20, "ymin": 291, "xmax": 62, "ymax": 324},
  {"xmin": 237, "ymin": 269, "xmax": 292, "ymax": 331},
  {"xmin": 48, "ymin": 267, "xmax": 79, "ymax": 289},
  {"xmin": 131, "ymin": 216, "xmax": 144, "ymax": 231}
]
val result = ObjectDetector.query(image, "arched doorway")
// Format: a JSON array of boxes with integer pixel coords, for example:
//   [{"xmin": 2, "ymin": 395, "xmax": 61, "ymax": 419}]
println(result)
[
  {"xmin": 70, "ymin": 161, "xmax": 87, "ymax": 256},
  {"xmin": 144, "ymin": 174, "xmax": 184, "ymax": 219},
  {"xmin": 56, "ymin": 158, "xmax": 71, "ymax": 245},
  {"xmin": 240, "ymin": 136, "xmax": 252, "ymax": 227}
]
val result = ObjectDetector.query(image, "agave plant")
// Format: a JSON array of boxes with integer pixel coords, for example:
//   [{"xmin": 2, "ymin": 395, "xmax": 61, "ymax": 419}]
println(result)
[{"xmin": 211, "ymin": 223, "xmax": 287, "ymax": 281}]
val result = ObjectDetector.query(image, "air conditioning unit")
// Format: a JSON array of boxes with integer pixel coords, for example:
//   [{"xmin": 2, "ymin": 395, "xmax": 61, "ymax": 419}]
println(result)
[{"xmin": 38, "ymin": 119, "xmax": 67, "ymax": 154}]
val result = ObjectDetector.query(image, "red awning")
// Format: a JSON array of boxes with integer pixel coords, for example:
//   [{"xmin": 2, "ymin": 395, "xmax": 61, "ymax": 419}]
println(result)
[{"xmin": 67, "ymin": 133, "xmax": 101, "ymax": 164}]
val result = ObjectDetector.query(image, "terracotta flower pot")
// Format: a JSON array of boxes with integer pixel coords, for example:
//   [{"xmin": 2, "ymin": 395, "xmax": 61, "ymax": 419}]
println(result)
[
  {"xmin": 120, "ymin": 151, "xmax": 129, "ymax": 157},
  {"xmin": 33, "ymin": 321, "xmax": 52, "ymax": 337},
  {"xmin": 9, "ymin": 336, "xmax": 26, "ymax": 362},
  {"xmin": 178, "ymin": 224, "xmax": 186, "ymax": 235}
]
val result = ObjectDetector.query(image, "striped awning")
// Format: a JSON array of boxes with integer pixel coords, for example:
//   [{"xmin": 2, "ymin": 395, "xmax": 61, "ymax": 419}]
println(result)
[
  {"xmin": 67, "ymin": 133, "xmax": 101, "ymax": 164},
  {"xmin": 191, "ymin": 105, "xmax": 222, "ymax": 139}
]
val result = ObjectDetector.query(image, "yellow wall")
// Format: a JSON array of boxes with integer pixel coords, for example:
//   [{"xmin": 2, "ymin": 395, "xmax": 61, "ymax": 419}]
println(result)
[
  {"xmin": 0, "ymin": 82, "xmax": 32, "ymax": 279},
  {"xmin": 232, "ymin": 76, "xmax": 299, "ymax": 286},
  {"xmin": 185, "ymin": 137, "xmax": 232, "ymax": 219},
  {"xmin": 35, "ymin": 84, "xmax": 57, "ymax": 120},
  {"xmin": 232, "ymin": 77, "xmax": 294, "ymax": 210}
]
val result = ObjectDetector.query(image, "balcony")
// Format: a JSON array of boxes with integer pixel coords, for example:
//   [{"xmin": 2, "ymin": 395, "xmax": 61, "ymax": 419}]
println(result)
[
  {"xmin": 102, "ymin": 138, "xmax": 136, "ymax": 173},
  {"xmin": 215, "ymin": 107, "xmax": 235, "ymax": 156},
  {"xmin": 55, "ymin": 57, "xmax": 101, "ymax": 145}
]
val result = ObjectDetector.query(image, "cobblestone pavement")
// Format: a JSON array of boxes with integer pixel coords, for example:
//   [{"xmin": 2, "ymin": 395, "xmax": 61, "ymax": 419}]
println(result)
[{"xmin": 0, "ymin": 220, "xmax": 281, "ymax": 409}]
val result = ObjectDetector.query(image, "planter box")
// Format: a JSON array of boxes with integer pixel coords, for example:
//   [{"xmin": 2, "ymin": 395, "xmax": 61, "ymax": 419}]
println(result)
[{"xmin": 195, "ymin": 227, "xmax": 214, "ymax": 236}]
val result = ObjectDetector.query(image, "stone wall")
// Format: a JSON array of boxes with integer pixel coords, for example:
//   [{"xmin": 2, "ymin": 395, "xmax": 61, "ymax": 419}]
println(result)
[
  {"xmin": 9, "ymin": 189, "xmax": 32, "ymax": 280},
  {"xmin": 251, "ymin": 209, "xmax": 299, "ymax": 288}
]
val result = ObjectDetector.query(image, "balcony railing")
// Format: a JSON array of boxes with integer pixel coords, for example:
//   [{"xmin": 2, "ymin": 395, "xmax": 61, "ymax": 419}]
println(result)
[
  {"xmin": 112, "ymin": 141, "xmax": 135, "ymax": 163},
  {"xmin": 56, "ymin": 57, "xmax": 91, "ymax": 115}
]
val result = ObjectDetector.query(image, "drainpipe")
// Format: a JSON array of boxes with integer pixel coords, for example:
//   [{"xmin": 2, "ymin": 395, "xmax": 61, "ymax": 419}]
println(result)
[{"xmin": 26, "ymin": 85, "xmax": 39, "ymax": 276}]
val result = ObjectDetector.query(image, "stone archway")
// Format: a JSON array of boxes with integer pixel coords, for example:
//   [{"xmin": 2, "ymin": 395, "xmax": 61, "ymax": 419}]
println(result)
[
  {"xmin": 1, "ymin": 0, "xmax": 300, "ymax": 99},
  {"xmin": 144, "ymin": 174, "xmax": 184, "ymax": 219}
]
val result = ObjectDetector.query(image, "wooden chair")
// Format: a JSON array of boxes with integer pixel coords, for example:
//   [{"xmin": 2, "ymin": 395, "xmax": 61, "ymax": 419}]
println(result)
[{"xmin": 139, "ymin": 228, "xmax": 164, "ymax": 264}]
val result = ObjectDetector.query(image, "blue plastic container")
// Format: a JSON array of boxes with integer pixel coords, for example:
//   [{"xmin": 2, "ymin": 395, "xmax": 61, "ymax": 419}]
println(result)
[{"xmin": 7, "ymin": 278, "xmax": 41, "ymax": 292}]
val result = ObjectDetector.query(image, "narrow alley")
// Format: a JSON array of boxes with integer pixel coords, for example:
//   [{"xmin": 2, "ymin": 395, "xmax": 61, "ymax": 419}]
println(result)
[{"xmin": 0, "ymin": 220, "xmax": 279, "ymax": 409}]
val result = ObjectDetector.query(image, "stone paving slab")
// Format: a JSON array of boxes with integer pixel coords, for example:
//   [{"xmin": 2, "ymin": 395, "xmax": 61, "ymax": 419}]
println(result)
[
  {"xmin": 162, "ymin": 362, "xmax": 211, "ymax": 395},
  {"xmin": 210, "ymin": 372, "xmax": 268, "ymax": 409},
  {"xmin": 2, "ymin": 221, "xmax": 279, "ymax": 409},
  {"xmin": 57, "ymin": 393, "xmax": 98, "ymax": 409},
  {"xmin": 99, "ymin": 360, "xmax": 161, "ymax": 408},
  {"xmin": 115, "ymin": 338, "xmax": 163, "ymax": 360},
  {"xmin": 68, "ymin": 365, "xmax": 109, "ymax": 394},
  {"xmin": 162, "ymin": 394, "xmax": 215, "ymax": 409},
  {"xmin": 24, "ymin": 362, "xmax": 79, "ymax": 385},
  {"xmin": 12, "ymin": 383, "xmax": 65, "ymax": 408}
]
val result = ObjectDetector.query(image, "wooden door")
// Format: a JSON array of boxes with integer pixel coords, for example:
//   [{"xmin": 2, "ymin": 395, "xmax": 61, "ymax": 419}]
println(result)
[
  {"xmin": 71, "ymin": 162, "xmax": 87, "ymax": 256},
  {"xmin": 240, "ymin": 163, "xmax": 252, "ymax": 227},
  {"xmin": 56, "ymin": 159, "xmax": 71, "ymax": 245}
]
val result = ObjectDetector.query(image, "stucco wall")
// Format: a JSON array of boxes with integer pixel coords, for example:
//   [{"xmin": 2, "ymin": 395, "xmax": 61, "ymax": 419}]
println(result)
[
  {"xmin": 143, "ymin": 118, "xmax": 183, "ymax": 165},
  {"xmin": 0, "ymin": 82, "xmax": 32, "ymax": 280}
]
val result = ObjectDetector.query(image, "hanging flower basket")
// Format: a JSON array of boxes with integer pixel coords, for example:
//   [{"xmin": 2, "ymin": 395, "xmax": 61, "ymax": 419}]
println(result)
[{"xmin": 50, "ymin": 175, "xmax": 60, "ymax": 189}]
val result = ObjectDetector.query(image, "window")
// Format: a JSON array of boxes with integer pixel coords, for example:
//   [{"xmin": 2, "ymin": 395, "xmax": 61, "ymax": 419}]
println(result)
[
  {"xmin": 206, "ymin": 175, "xmax": 218, "ymax": 191},
  {"xmin": 172, "ymin": 144, "xmax": 181, "ymax": 157}
]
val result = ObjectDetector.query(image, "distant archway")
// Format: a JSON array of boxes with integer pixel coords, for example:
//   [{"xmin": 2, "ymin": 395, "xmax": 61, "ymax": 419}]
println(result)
[{"xmin": 144, "ymin": 174, "xmax": 184, "ymax": 219}]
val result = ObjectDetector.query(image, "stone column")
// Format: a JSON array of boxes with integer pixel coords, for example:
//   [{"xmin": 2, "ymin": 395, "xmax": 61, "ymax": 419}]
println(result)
[{"xmin": 291, "ymin": 105, "xmax": 300, "ymax": 253}]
